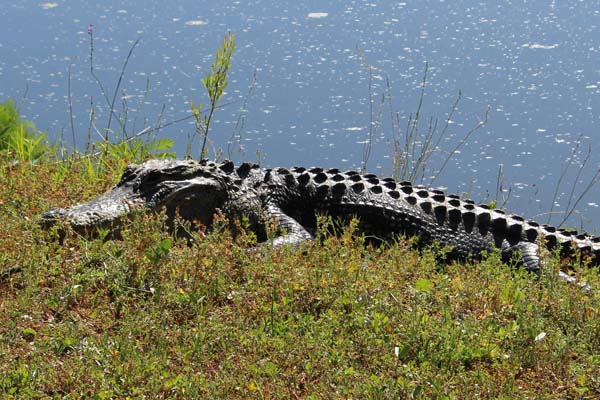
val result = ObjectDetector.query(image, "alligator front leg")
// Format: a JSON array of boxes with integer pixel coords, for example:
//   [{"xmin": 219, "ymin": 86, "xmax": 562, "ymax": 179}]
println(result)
[{"xmin": 264, "ymin": 204, "xmax": 313, "ymax": 246}]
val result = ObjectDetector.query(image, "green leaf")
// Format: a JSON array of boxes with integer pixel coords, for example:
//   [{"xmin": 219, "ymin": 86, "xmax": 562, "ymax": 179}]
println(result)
[
  {"xmin": 263, "ymin": 361, "xmax": 279, "ymax": 377},
  {"xmin": 159, "ymin": 238, "xmax": 173, "ymax": 252},
  {"xmin": 413, "ymin": 278, "xmax": 434, "ymax": 293},
  {"xmin": 22, "ymin": 328, "xmax": 36, "ymax": 341}
]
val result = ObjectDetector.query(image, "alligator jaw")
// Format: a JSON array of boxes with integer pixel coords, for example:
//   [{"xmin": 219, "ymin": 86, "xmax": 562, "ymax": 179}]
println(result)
[{"xmin": 40, "ymin": 185, "xmax": 142, "ymax": 237}]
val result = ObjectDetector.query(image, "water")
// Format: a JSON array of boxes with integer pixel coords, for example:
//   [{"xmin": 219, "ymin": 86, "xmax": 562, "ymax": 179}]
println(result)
[{"xmin": 1, "ymin": 0, "xmax": 600, "ymax": 230}]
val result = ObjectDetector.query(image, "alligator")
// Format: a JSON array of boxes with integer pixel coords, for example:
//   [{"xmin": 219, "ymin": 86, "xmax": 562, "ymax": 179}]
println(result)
[{"xmin": 40, "ymin": 158, "xmax": 600, "ymax": 281}]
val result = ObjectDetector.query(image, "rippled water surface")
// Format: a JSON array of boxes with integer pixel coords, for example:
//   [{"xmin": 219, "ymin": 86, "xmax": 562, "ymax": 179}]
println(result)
[{"xmin": 1, "ymin": 1, "xmax": 600, "ymax": 229}]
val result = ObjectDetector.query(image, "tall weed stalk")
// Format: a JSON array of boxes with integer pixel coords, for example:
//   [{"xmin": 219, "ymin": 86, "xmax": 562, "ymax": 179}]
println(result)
[
  {"xmin": 544, "ymin": 135, "xmax": 600, "ymax": 229},
  {"xmin": 190, "ymin": 33, "xmax": 236, "ymax": 159},
  {"xmin": 61, "ymin": 27, "xmax": 178, "ymax": 176},
  {"xmin": 358, "ymin": 54, "xmax": 489, "ymax": 184}
]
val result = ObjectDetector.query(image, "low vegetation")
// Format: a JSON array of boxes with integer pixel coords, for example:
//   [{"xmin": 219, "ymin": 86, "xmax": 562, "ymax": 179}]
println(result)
[
  {"xmin": 1, "ymin": 157, "xmax": 600, "ymax": 399},
  {"xmin": 0, "ymin": 100, "xmax": 49, "ymax": 161}
]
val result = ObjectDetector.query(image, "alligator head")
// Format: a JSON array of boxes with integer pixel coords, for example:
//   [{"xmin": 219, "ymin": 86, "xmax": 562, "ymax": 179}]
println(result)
[{"xmin": 40, "ymin": 159, "xmax": 231, "ymax": 237}]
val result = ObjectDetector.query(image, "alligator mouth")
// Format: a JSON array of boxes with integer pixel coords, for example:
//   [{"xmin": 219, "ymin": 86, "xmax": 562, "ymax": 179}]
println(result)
[{"xmin": 40, "ymin": 185, "xmax": 143, "ymax": 238}]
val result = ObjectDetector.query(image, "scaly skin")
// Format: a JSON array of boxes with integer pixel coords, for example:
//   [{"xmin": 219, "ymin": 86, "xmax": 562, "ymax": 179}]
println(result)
[{"xmin": 41, "ymin": 159, "xmax": 600, "ymax": 274}]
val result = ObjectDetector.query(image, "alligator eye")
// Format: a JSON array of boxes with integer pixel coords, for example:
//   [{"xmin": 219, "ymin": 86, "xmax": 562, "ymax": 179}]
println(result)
[
  {"xmin": 122, "ymin": 165, "xmax": 137, "ymax": 176},
  {"xmin": 141, "ymin": 170, "xmax": 164, "ymax": 185}
]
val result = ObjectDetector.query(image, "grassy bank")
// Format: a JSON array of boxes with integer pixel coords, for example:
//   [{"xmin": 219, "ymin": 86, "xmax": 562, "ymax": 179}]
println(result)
[{"xmin": 1, "ymin": 158, "xmax": 599, "ymax": 399}]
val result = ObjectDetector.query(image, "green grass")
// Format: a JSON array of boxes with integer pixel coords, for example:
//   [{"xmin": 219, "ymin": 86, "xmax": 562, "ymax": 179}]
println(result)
[
  {"xmin": 1, "ymin": 157, "xmax": 600, "ymax": 399},
  {"xmin": 0, "ymin": 100, "xmax": 49, "ymax": 162}
]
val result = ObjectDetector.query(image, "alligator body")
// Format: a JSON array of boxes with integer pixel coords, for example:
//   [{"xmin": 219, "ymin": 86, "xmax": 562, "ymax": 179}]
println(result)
[{"xmin": 41, "ymin": 159, "xmax": 600, "ymax": 274}]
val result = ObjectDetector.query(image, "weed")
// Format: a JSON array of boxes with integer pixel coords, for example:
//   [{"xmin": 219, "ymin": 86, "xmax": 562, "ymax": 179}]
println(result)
[
  {"xmin": 356, "ymin": 55, "xmax": 489, "ymax": 183},
  {"xmin": 190, "ymin": 33, "xmax": 236, "ymax": 159},
  {"xmin": 0, "ymin": 99, "xmax": 50, "ymax": 161}
]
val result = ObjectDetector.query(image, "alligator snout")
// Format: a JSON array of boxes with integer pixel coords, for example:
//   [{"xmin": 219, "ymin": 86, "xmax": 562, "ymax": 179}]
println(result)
[
  {"xmin": 39, "ymin": 207, "xmax": 69, "ymax": 229},
  {"xmin": 39, "ymin": 185, "xmax": 140, "ymax": 239},
  {"xmin": 39, "ymin": 207, "xmax": 79, "ymax": 241},
  {"xmin": 39, "ymin": 203, "xmax": 132, "ymax": 240}
]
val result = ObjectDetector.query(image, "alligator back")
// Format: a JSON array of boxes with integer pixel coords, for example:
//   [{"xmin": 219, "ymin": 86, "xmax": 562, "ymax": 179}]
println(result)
[{"xmin": 260, "ymin": 165, "xmax": 600, "ymax": 268}]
